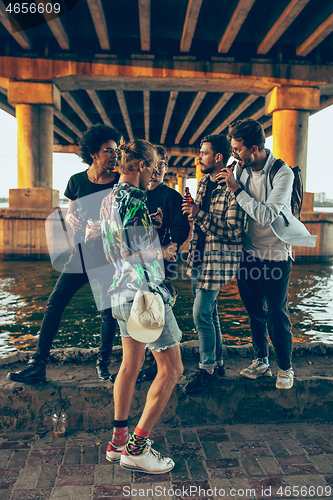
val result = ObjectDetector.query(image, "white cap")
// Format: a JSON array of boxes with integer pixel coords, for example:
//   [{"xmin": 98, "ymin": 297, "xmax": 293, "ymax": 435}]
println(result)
[{"xmin": 127, "ymin": 290, "xmax": 165, "ymax": 343}]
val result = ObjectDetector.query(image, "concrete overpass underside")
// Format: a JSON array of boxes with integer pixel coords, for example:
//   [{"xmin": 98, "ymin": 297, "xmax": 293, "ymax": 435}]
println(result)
[{"xmin": 0, "ymin": 0, "xmax": 332, "ymax": 258}]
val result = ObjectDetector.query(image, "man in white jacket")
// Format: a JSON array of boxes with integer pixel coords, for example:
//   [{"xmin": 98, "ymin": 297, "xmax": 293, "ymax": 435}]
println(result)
[{"xmin": 217, "ymin": 118, "xmax": 315, "ymax": 390}]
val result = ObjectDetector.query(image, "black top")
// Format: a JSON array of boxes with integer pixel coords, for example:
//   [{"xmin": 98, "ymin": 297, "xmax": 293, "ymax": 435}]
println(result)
[
  {"xmin": 63, "ymin": 170, "xmax": 120, "ymax": 273},
  {"xmin": 146, "ymin": 182, "xmax": 190, "ymax": 248},
  {"xmin": 195, "ymin": 178, "xmax": 218, "ymax": 265}
]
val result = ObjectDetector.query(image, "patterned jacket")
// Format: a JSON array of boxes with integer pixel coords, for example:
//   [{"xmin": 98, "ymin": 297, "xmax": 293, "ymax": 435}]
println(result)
[{"xmin": 186, "ymin": 175, "xmax": 245, "ymax": 290}]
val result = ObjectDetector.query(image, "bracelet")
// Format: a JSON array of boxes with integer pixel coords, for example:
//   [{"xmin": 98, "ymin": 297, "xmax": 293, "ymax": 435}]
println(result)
[{"xmin": 233, "ymin": 187, "xmax": 243, "ymax": 197}]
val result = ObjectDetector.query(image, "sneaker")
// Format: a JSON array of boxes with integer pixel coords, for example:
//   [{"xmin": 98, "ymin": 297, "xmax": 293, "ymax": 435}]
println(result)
[
  {"xmin": 240, "ymin": 359, "xmax": 272, "ymax": 380},
  {"xmin": 216, "ymin": 365, "xmax": 225, "ymax": 378},
  {"xmin": 120, "ymin": 439, "xmax": 174, "ymax": 474},
  {"xmin": 106, "ymin": 441, "xmax": 126, "ymax": 463},
  {"xmin": 276, "ymin": 367, "xmax": 294, "ymax": 389},
  {"xmin": 7, "ymin": 357, "xmax": 46, "ymax": 384},
  {"xmin": 183, "ymin": 369, "xmax": 217, "ymax": 396}
]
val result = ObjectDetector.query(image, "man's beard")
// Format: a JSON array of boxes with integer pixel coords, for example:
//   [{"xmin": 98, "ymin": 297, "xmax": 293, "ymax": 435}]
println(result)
[{"xmin": 200, "ymin": 163, "xmax": 215, "ymax": 174}]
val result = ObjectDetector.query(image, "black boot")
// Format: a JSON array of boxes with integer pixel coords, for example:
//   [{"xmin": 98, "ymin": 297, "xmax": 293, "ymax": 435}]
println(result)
[
  {"xmin": 96, "ymin": 357, "xmax": 111, "ymax": 381},
  {"xmin": 8, "ymin": 356, "xmax": 46, "ymax": 384}
]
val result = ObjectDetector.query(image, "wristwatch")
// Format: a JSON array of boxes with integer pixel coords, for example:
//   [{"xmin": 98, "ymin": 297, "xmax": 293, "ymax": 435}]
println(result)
[{"xmin": 233, "ymin": 187, "xmax": 244, "ymax": 197}]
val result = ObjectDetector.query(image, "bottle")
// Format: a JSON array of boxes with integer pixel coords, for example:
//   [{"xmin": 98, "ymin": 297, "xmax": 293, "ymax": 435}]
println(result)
[
  {"xmin": 52, "ymin": 412, "xmax": 67, "ymax": 437},
  {"xmin": 183, "ymin": 187, "xmax": 194, "ymax": 205},
  {"xmin": 161, "ymin": 228, "xmax": 173, "ymax": 247}
]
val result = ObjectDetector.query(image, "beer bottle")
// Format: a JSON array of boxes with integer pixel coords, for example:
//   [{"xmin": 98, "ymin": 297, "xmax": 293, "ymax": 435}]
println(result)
[{"xmin": 184, "ymin": 187, "xmax": 194, "ymax": 205}]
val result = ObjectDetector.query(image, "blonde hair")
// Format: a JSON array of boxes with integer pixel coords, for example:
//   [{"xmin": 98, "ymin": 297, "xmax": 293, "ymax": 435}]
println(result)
[{"xmin": 118, "ymin": 138, "xmax": 157, "ymax": 174}]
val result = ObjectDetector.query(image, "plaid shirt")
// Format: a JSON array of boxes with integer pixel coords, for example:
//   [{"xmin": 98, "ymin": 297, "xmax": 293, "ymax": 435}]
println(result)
[{"xmin": 186, "ymin": 175, "xmax": 245, "ymax": 290}]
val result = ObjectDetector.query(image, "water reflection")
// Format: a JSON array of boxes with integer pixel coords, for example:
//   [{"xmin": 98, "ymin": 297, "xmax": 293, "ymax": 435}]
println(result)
[{"xmin": 0, "ymin": 260, "xmax": 332, "ymax": 356}]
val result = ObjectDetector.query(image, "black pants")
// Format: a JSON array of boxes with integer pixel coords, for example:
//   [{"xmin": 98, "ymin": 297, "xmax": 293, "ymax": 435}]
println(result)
[
  {"xmin": 35, "ymin": 269, "xmax": 117, "ymax": 362},
  {"xmin": 237, "ymin": 251, "xmax": 292, "ymax": 370}
]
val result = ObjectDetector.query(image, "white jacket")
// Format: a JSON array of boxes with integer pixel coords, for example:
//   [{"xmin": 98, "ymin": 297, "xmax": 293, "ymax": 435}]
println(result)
[{"xmin": 234, "ymin": 149, "xmax": 317, "ymax": 248}]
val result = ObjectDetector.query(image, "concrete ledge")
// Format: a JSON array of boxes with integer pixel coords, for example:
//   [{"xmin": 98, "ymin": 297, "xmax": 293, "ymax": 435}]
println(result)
[{"xmin": 1, "ymin": 342, "xmax": 333, "ymax": 433}]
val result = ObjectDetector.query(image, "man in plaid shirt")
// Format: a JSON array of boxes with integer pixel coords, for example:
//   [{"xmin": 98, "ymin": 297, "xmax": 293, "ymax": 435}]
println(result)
[{"xmin": 182, "ymin": 134, "xmax": 244, "ymax": 395}]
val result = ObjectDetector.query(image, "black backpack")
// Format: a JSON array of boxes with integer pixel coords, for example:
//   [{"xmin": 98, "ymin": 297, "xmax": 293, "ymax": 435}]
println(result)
[{"xmin": 269, "ymin": 159, "xmax": 303, "ymax": 220}]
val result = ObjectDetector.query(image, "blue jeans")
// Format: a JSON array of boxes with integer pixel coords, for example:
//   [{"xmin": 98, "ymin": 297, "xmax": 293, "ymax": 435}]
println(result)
[
  {"xmin": 35, "ymin": 269, "xmax": 117, "ymax": 362},
  {"xmin": 237, "ymin": 251, "xmax": 292, "ymax": 371},
  {"xmin": 191, "ymin": 266, "xmax": 223, "ymax": 371}
]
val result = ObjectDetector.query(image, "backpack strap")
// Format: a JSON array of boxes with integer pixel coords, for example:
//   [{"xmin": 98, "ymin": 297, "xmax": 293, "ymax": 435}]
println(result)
[{"xmin": 269, "ymin": 159, "xmax": 285, "ymax": 189}]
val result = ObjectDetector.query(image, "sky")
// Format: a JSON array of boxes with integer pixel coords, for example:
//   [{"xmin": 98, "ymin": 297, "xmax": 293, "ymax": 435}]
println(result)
[{"xmin": 0, "ymin": 105, "xmax": 332, "ymax": 199}]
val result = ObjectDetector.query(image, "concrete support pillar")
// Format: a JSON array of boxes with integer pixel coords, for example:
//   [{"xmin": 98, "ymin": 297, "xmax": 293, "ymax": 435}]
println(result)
[
  {"xmin": 177, "ymin": 175, "xmax": 185, "ymax": 197},
  {"xmin": 265, "ymin": 86, "xmax": 320, "ymax": 188},
  {"xmin": 168, "ymin": 180, "xmax": 174, "ymax": 189},
  {"xmin": 195, "ymin": 156, "xmax": 204, "ymax": 187},
  {"xmin": 7, "ymin": 82, "xmax": 61, "ymax": 209}
]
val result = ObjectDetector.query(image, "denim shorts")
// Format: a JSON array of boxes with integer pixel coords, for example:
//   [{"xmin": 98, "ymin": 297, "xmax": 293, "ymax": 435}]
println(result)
[{"xmin": 112, "ymin": 300, "xmax": 182, "ymax": 352}]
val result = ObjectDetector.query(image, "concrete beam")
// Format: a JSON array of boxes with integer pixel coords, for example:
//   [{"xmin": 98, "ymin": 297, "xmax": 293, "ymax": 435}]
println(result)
[
  {"xmin": 257, "ymin": 0, "xmax": 311, "ymax": 55},
  {"xmin": 0, "ymin": 1, "xmax": 31, "ymax": 50},
  {"xmin": 138, "ymin": 0, "xmax": 151, "ymax": 52},
  {"xmin": 182, "ymin": 156, "xmax": 193, "ymax": 166},
  {"xmin": 54, "ymin": 109, "xmax": 82, "ymax": 137},
  {"xmin": 165, "ymin": 147, "xmax": 198, "ymax": 157},
  {"xmin": 180, "ymin": 0, "xmax": 203, "ymax": 53},
  {"xmin": 175, "ymin": 91, "xmax": 206, "ymax": 144},
  {"xmin": 40, "ymin": 1, "xmax": 70, "ymax": 50},
  {"xmin": 218, "ymin": 0, "xmax": 256, "ymax": 54},
  {"xmin": 189, "ymin": 92, "xmax": 233, "ymax": 144},
  {"xmin": 297, "ymin": 13, "xmax": 333, "ymax": 57},
  {"xmin": 86, "ymin": 0, "xmax": 110, "ymax": 51},
  {"xmin": 265, "ymin": 86, "xmax": 320, "ymax": 114},
  {"xmin": 54, "ymin": 125, "xmax": 75, "ymax": 144},
  {"xmin": 160, "ymin": 91, "xmax": 179, "ymax": 144},
  {"xmin": 62, "ymin": 92, "xmax": 93, "ymax": 128},
  {"xmin": 143, "ymin": 90, "xmax": 150, "ymax": 141},
  {"xmin": 212, "ymin": 95, "xmax": 259, "ymax": 134},
  {"xmin": 0, "ymin": 57, "xmax": 332, "ymax": 96},
  {"xmin": 8, "ymin": 82, "xmax": 61, "ymax": 109},
  {"xmin": 250, "ymin": 105, "xmax": 266, "ymax": 121},
  {"xmin": 115, "ymin": 90, "xmax": 134, "ymax": 141},
  {"xmin": 86, "ymin": 89, "xmax": 112, "ymax": 127},
  {"xmin": 53, "ymin": 144, "xmax": 80, "ymax": 154},
  {"xmin": 173, "ymin": 156, "xmax": 183, "ymax": 165}
]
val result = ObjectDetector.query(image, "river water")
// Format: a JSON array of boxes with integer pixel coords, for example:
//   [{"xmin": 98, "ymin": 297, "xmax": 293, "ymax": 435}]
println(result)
[{"xmin": 0, "ymin": 259, "xmax": 333, "ymax": 357}]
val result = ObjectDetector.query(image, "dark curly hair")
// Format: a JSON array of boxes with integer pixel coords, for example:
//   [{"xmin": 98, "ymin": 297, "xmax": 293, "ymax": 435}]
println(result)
[
  {"xmin": 200, "ymin": 134, "xmax": 232, "ymax": 164},
  {"xmin": 79, "ymin": 124, "xmax": 121, "ymax": 165}
]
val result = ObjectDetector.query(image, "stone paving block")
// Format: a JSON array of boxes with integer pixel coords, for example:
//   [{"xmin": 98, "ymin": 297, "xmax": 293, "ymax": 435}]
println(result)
[
  {"xmin": 0, "ymin": 451, "xmax": 10, "ymax": 468},
  {"xmin": 0, "ymin": 441, "xmax": 30, "ymax": 450},
  {"xmin": 237, "ymin": 442, "xmax": 271, "ymax": 458},
  {"xmin": 248, "ymin": 477, "xmax": 286, "ymax": 500},
  {"xmin": 228, "ymin": 431, "xmax": 247, "ymax": 442},
  {"xmin": 208, "ymin": 478, "xmax": 231, "ymax": 498},
  {"xmin": 112, "ymin": 465, "xmax": 132, "ymax": 484},
  {"xmin": 282, "ymin": 438, "xmax": 307, "ymax": 455},
  {"xmin": 58, "ymin": 465, "xmax": 95, "ymax": 476},
  {"xmin": 276, "ymin": 455, "xmax": 312, "ymax": 465},
  {"xmin": 283, "ymin": 474, "xmax": 308, "ymax": 488},
  {"xmin": 280, "ymin": 463, "xmax": 318, "ymax": 475},
  {"xmin": 256, "ymin": 456, "xmax": 283, "ymax": 476},
  {"xmin": 14, "ymin": 466, "xmax": 40, "ymax": 489},
  {"xmin": 149, "ymin": 434, "xmax": 166, "ymax": 444},
  {"xmin": 98, "ymin": 446, "xmax": 109, "ymax": 465},
  {"xmin": 81, "ymin": 446, "xmax": 99, "ymax": 465},
  {"xmin": 310, "ymin": 455, "xmax": 333, "ymax": 474},
  {"xmin": 248, "ymin": 476, "xmax": 285, "ymax": 488},
  {"xmin": 63, "ymin": 447, "xmax": 81, "ymax": 465},
  {"xmin": 165, "ymin": 430, "xmax": 181, "ymax": 443},
  {"xmin": 26, "ymin": 448, "xmax": 64, "ymax": 467},
  {"xmin": 0, "ymin": 468, "xmax": 20, "ymax": 489},
  {"xmin": 186, "ymin": 460, "xmax": 208, "ymax": 480},
  {"xmin": 325, "ymin": 475, "xmax": 333, "ymax": 485},
  {"xmin": 7, "ymin": 449, "xmax": 29, "ymax": 468},
  {"xmin": 303, "ymin": 473, "xmax": 328, "ymax": 487},
  {"xmin": 66, "ymin": 438, "xmax": 96, "ymax": 447},
  {"xmin": 133, "ymin": 471, "xmax": 173, "ymax": 483},
  {"xmin": 55, "ymin": 475, "xmax": 94, "ymax": 487},
  {"xmin": 94, "ymin": 464, "xmax": 114, "ymax": 485},
  {"xmin": 201, "ymin": 442, "xmax": 221, "ymax": 460},
  {"xmin": 0, "ymin": 489, "xmax": 11, "ymax": 500},
  {"xmin": 50, "ymin": 485, "xmax": 93, "ymax": 499},
  {"xmin": 93, "ymin": 484, "xmax": 131, "ymax": 498},
  {"xmin": 32, "ymin": 433, "xmax": 54, "ymax": 450},
  {"xmin": 218, "ymin": 441, "xmax": 240, "ymax": 459},
  {"xmin": 36, "ymin": 466, "xmax": 58, "ymax": 488},
  {"xmin": 151, "ymin": 481, "xmax": 173, "ymax": 500},
  {"xmin": 235, "ymin": 426, "xmax": 261, "ymax": 441},
  {"xmin": 207, "ymin": 458, "xmax": 239, "ymax": 468},
  {"xmin": 266, "ymin": 440, "xmax": 289, "ymax": 456},
  {"xmin": 168, "ymin": 443, "xmax": 203, "ymax": 460},
  {"xmin": 172, "ymin": 480, "xmax": 211, "ymax": 498},
  {"xmin": 196, "ymin": 428, "xmax": 228, "ymax": 442},
  {"xmin": 10, "ymin": 487, "xmax": 52, "ymax": 499},
  {"xmin": 181, "ymin": 430, "xmax": 198, "ymax": 443},
  {"xmin": 241, "ymin": 457, "xmax": 265, "ymax": 477},
  {"xmin": 170, "ymin": 460, "xmax": 189, "ymax": 481},
  {"xmin": 228, "ymin": 478, "xmax": 255, "ymax": 499},
  {"xmin": 209, "ymin": 466, "xmax": 246, "ymax": 479},
  {"xmin": 299, "ymin": 439, "xmax": 333, "ymax": 455}
]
